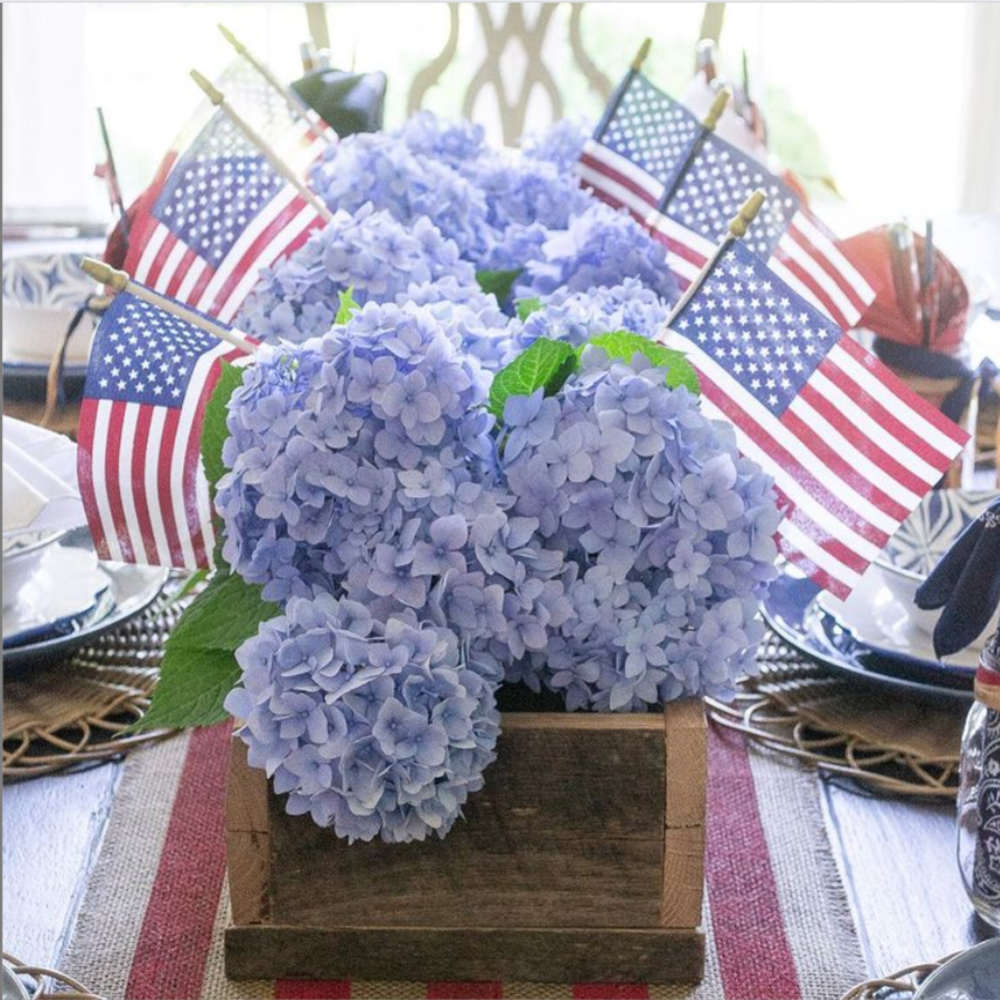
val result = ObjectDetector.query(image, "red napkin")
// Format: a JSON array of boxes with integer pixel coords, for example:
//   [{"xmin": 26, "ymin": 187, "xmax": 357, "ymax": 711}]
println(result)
[{"xmin": 838, "ymin": 226, "xmax": 969, "ymax": 350}]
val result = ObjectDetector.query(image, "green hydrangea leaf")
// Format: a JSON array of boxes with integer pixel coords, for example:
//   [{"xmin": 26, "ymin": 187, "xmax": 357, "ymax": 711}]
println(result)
[
  {"xmin": 336, "ymin": 286, "xmax": 360, "ymax": 324},
  {"xmin": 476, "ymin": 268, "xmax": 523, "ymax": 304},
  {"xmin": 585, "ymin": 330, "xmax": 701, "ymax": 396},
  {"xmin": 515, "ymin": 297, "xmax": 543, "ymax": 321},
  {"xmin": 201, "ymin": 360, "xmax": 244, "ymax": 500},
  {"xmin": 489, "ymin": 337, "xmax": 577, "ymax": 421},
  {"xmin": 134, "ymin": 647, "xmax": 242, "ymax": 731},
  {"xmin": 166, "ymin": 568, "xmax": 279, "ymax": 652},
  {"xmin": 132, "ymin": 569, "xmax": 279, "ymax": 731}
]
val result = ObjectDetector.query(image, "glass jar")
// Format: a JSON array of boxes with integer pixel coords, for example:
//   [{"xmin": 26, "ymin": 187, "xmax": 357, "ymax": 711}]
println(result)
[{"xmin": 957, "ymin": 635, "xmax": 1000, "ymax": 930}]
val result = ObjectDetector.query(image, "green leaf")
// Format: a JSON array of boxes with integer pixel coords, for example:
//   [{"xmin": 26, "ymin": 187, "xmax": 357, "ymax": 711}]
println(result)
[
  {"xmin": 132, "ymin": 570, "xmax": 280, "ymax": 732},
  {"xmin": 167, "ymin": 569, "xmax": 279, "ymax": 652},
  {"xmin": 201, "ymin": 361, "xmax": 245, "ymax": 499},
  {"xmin": 515, "ymin": 297, "xmax": 543, "ymax": 321},
  {"xmin": 584, "ymin": 331, "xmax": 701, "ymax": 396},
  {"xmin": 488, "ymin": 338, "xmax": 577, "ymax": 421},
  {"xmin": 169, "ymin": 568, "xmax": 208, "ymax": 606},
  {"xmin": 476, "ymin": 268, "xmax": 523, "ymax": 304},
  {"xmin": 335, "ymin": 286, "xmax": 359, "ymax": 324},
  {"xmin": 134, "ymin": 647, "xmax": 242, "ymax": 731}
]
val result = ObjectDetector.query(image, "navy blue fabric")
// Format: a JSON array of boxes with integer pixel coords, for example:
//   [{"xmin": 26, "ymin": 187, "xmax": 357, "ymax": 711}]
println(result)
[{"xmin": 916, "ymin": 498, "xmax": 1000, "ymax": 657}]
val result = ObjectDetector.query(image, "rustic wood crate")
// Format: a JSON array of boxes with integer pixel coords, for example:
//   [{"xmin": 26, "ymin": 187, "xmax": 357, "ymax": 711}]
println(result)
[{"xmin": 224, "ymin": 698, "xmax": 707, "ymax": 984}]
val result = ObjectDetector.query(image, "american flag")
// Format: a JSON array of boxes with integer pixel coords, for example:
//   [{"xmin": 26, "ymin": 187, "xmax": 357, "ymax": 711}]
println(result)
[
  {"xmin": 216, "ymin": 56, "xmax": 333, "ymax": 150},
  {"xmin": 77, "ymin": 291, "xmax": 248, "ymax": 570},
  {"xmin": 664, "ymin": 241, "xmax": 967, "ymax": 599},
  {"xmin": 579, "ymin": 72, "xmax": 875, "ymax": 331},
  {"xmin": 121, "ymin": 105, "xmax": 326, "ymax": 325}
]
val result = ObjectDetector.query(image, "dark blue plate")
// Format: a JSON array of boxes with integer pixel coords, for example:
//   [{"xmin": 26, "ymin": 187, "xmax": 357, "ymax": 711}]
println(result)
[{"xmin": 763, "ymin": 574, "xmax": 973, "ymax": 706}]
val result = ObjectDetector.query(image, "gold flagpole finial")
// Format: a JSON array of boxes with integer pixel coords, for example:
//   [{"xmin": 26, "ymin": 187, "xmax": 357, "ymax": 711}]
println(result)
[
  {"xmin": 728, "ymin": 189, "xmax": 766, "ymax": 239},
  {"xmin": 217, "ymin": 22, "xmax": 245, "ymax": 53},
  {"xmin": 631, "ymin": 38, "xmax": 652, "ymax": 73},
  {"xmin": 81, "ymin": 257, "xmax": 128, "ymax": 292},
  {"xmin": 703, "ymin": 87, "xmax": 731, "ymax": 131},
  {"xmin": 190, "ymin": 69, "xmax": 224, "ymax": 106}
]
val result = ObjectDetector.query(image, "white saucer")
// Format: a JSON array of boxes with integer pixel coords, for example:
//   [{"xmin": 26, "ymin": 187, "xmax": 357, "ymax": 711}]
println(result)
[
  {"xmin": 3, "ymin": 544, "xmax": 110, "ymax": 648},
  {"xmin": 818, "ymin": 563, "xmax": 981, "ymax": 672}
]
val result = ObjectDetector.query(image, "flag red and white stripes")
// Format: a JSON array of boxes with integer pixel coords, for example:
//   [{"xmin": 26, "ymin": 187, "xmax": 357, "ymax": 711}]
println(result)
[
  {"xmin": 579, "ymin": 71, "xmax": 876, "ymax": 331},
  {"xmin": 77, "ymin": 291, "xmax": 249, "ymax": 570},
  {"xmin": 122, "ymin": 107, "xmax": 327, "ymax": 325},
  {"xmin": 667, "ymin": 242, "xmax": 967, "ymax": 599}
]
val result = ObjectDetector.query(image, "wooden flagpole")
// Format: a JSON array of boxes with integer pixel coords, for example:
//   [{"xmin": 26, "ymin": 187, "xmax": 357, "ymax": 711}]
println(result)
[
  {"xmin": 661, "ymin": 188, "xmax": 766, "ymax": 331},
  {"xmin": 217, "ymin": 23, "xmax": 334, "ymax": 143},
  {"xmin": 593, "ymin": 38, "xmax": 652, "ymax": 141},
  {"xmin": 79, "ymin": 258, "xmax": 258, "ymax": 356},
  {"xmin": 190, "ymin": 69, "xmax": 333, "ymax": 224},
  {"xmin": 654, "ymin": 86, "xmax": 731, "ymax": 213}
]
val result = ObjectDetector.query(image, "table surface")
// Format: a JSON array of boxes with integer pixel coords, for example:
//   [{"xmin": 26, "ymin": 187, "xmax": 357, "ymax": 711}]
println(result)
[
  {"xmin": 3, "ymin": 218, "xmax": 1000, "ymax": 986},
  {"xmin": 2, "ymin": 730, "xmax": 997, "ymax": 985}
]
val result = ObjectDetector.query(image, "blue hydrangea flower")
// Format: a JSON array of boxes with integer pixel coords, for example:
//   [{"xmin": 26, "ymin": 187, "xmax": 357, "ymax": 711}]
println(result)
[
  {"xmin": 237, "ymin": 204, "xmax": 477, "ymax": 344},
  {"xmin": 517, "ymin": 202, "xmax": 679, "ymax": 302},
  {"xmin": 493, "ymin": 353, "xmax": 780, "ymax": 710},
  {"xmin": 226, "ymin": 596, "xmax": 502, "ymax": 843}
]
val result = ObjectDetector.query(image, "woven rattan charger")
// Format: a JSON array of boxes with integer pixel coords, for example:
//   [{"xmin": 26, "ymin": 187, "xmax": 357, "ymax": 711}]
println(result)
[{"xmin": 2, "ymin": 578, "xmax": 194, "ymax": 780}]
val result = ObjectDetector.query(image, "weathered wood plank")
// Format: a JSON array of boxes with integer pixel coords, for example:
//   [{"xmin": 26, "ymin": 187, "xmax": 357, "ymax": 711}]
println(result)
[
  {"xmin": 226, "ymin": 739, "xmax": 270, "ymax": 926},
  {"xmin": 225, "ymin": 925, "xmax": 706, "ymax": 983},
  {"xmin": 662, "ymin": 699, "xmax": 707, "ymax": 928},
  {"xmin": 266, "ymin": 720, "xmax": 668, "ymax": 929}
]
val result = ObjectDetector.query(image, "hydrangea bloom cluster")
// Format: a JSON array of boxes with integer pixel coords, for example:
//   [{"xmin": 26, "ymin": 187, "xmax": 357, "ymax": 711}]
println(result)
[
  {"xmin": 307, "ymin": 111, "xmax": 674, "ymax": 301},
  {"xmin": 516, "ymin": 202, "xmax": 678, "ymax": 302},
  {"xmin": 310, "ymin": 130, "xmax": 493, "ymax": 261},
  {"xmin": 216, "ymin": 301, "xmax": 499, "ymax": 607},
  {"xmin": 225, "ymin": 594, "xmax": 501, "ymax": 843},
  {"xmin": 493, "ymin": 353, "xmax": 781, "ymax": 711},
  {"xmin": 497, "ymin": 278, "xmax": 671, "ymax": 368},
  {"xmin": 236, "ymin": 204, "xmax": 477, "ymax": 345}
]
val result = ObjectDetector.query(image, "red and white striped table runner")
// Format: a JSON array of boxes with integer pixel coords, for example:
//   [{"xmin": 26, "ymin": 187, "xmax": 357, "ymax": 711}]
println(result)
[{"xmin": 62, "ymin": 722, "xmax": 865, "ymax": 1000}]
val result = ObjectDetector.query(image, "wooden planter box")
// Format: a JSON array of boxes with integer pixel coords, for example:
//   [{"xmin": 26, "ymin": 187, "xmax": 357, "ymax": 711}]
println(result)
[{"xmin": 224, "ymin": 699, "xmax": 707, "ymax": 984}]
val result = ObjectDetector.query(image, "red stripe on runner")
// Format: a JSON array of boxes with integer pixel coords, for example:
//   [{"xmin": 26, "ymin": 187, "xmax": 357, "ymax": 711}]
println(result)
[
  {"xmin": 573, "ymin": 985, "xmax": 649, "ymax": 999},
  {"xmin": 203, "ymin": 196, "xmax": 316, "ymax": 319},
  {"xmin": 427, "ymin": 983, "xmax": 503, "ymax": 999},
  {"xmin": 276, "ymin": 981, "xmax": 351, "ymax": 999},
  {"xmin": 165, "ymin": 246, "xmax": 198, "ymax": 300},
  {"xmin": 130, "ymin": 405, "xmax": 158, "ymax": 563},
  {"xmin": 797, "ymin": 383, "xmax": 931, "ymax": 498},
  {"xmin": 157, "ymin": 407, "xmax": 186, "ymax": 567},
  {"xmin": 76, "ymin": 398, "xmax": 111, "ymax": 560},
  {"xmin": 104, "ymin": 400, "xmax": 135, "ymax": 563},
  {"xmin": 834, "ymin": 337, "xmax": 969, "ymax": 447},
  {"xmin": 125, "ymin": 723, "xmax": 233, "ymax": 1000},
  {"xmin": 697, "ymin": 374, "xmax": 887, "ymax": 559},
  {"xmin": 706, "ymin": 726, "xmax": 801, "ymax": 1000}
]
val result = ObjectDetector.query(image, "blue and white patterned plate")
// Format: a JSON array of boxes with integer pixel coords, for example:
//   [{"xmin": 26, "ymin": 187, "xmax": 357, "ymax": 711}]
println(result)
[
  {"xmin": 878, "ymin": 489, "xmax": 998, "ymax": 578},
  {"xmin": 2, "ymin": 252, "xmax": 95, "ymax": 309},
  {"xmin": 914, "ymin": 939, "xmax": 1000, "ymax": 999},
  {"xmin": 763, "ymin": 572, "xmax": 973, "ymax": 705}
]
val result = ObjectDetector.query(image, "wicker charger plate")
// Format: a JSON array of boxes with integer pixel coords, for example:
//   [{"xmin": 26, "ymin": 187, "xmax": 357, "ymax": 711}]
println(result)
[
  {"xmin": 2, "ymin": 577, "xmax": 195, "ymax": 780},
  {"xmin": 706, "ymin": 633, "xmax": 965, "ymax": 798}
]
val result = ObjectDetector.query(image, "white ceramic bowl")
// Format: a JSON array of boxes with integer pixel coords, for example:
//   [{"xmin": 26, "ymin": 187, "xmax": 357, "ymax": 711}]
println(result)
[
  {"xmin": 1, "ymin": 253, "xmax": 97, "ymax": 367},
  {"xmin": 2, "ymin": 530, "xmax": 67, "ymax": 609},
  {"xmin": 875, "ymin": 489, "xmax": 999, "ymax": 644}
]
